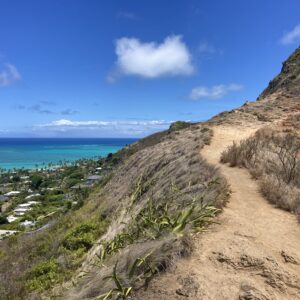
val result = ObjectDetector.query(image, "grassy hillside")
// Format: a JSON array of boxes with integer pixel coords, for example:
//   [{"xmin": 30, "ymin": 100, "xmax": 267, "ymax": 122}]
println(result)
[{"xmin": 0, "ymin": 122, "xmax": 229, "ymax": 299}]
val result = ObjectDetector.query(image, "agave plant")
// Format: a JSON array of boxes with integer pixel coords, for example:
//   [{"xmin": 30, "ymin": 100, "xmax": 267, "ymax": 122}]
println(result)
[
  {"xmin": 99, "ymin": 262, "xmax": 132, "ymax": 300},
  {"xmin": 129, "ymin": 253, "xmax": 158, "ymax": 288}
]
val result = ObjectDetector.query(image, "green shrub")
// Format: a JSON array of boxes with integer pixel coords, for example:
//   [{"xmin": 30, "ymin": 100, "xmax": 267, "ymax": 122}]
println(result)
[
  {"xmin": 63, "ymin": 222, "xmax": 101, "ymax": 252},
  {"xmin": 0, "ymin": 215, "xmax": 8, "ymax": 224},
  {"xmin": 26, "ymin": 259, "xmax": 61, "ymax": 291},
  {"xmin": 45, "ymin": 194, "xmax": 64, "ymax": 202},
  {"xmin": 69, "ymin": 171, "xmax": 85, "ymax": 180},
  {"xmin": 169, "ymin": 121, "xmax": 191, "ymax": 132},
  {"xmin": 30, "ymin": 174, "xmax": 43, "ymax": 189},
  {"xmin": 65, "ymin": 177, "xmax": 81, "ymax": 189}
]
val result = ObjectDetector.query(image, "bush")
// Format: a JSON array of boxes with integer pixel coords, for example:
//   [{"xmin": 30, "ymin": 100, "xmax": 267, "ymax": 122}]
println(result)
[
  {"xmin": 259, "ymin": 175, "xmax": 300, "ymax": 213},
  {"xmin": 30, "ymin": 174, "xmax": 43, "ymax": 189},
  {"xmin": 45, "ymin": 194, "xmax": 64, "ymax": 202},
  {"xmin": 220, "ymin": 128, "xmax": 300, "ymax": 215},
  {"xmin": 169, "ymin": 121, "xmax": 191, "ymax": 132},
  {"xmin": 65, "ymin": 177, "xmax": 80, "ymax": 189},
  {"xmin": 69, "ymin": 171, "xmax": 85, "ymax": 180},
  {"xmin": 63, "ymin": 221, "xmax": 102, "ymax": 252},
  {"xmin": 26, "ymin": 259, "xmax": 61, "ymax": 291},
  {"xmin": 0, "ymin": 216, "xmax": 8, "ymax": 224}
]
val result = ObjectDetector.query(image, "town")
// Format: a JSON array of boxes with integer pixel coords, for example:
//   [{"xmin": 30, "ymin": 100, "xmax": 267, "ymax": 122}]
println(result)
[{"xmin": 0, "ymin": 155, "xmax": 115, "ymax": 240}]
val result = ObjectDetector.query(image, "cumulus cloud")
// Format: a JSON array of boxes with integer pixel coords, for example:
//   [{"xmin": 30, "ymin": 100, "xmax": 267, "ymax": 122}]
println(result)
[
  {"xmin": 37, "ymin": 119, "xmax": 173, "ymax": 136},
  {"xmin": 189, "ymin": 84, "xmax": 243, "ymax": 100},
  {"xmin": 280, "ymin": 24, "xmax": 300, "ymax": 45},
  {"xmin": 114, "ymin": 35, "xmax": 194, "ymax": 78},
  {"xmin": 0, "ymin": 63, "xmax": 21, "ymax": 87}
]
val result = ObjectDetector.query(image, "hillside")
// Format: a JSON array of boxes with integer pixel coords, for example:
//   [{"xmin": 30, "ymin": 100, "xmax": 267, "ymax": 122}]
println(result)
[
  {"xmin": 1, "ymin": 47, "xmax": 300, "ymax": 300},
  {"xmin": 259, "ymin": 46, "xmax": 300, "ymax": 99},
  {"xmin": 132, "ymin": 47, "xmax": 300, "ymax": 299}
]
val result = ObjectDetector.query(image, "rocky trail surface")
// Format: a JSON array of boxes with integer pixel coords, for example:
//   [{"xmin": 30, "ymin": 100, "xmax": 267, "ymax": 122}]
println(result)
[{"xmin": 135, "ymin": 124, "xmax": 300, "ymax": 300}]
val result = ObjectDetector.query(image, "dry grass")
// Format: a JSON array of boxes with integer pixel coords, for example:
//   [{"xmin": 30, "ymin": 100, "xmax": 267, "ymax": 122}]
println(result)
[
  {"xmin": 57, "ymin": 124, "xmax": 229, "ymax": 299},
  {"xmin": 0, "ymin": 124, "xmax": 229, "ymax": 300},
  {"xmin": 220, "ymin": 128, "xmax": 300, "ymax": 215}
]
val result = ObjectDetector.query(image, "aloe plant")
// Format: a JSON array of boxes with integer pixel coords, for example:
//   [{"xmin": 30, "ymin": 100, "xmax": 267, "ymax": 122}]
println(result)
[{"xmin": 99, "ymin": 262, "xmax": 133, "ymax": 300}]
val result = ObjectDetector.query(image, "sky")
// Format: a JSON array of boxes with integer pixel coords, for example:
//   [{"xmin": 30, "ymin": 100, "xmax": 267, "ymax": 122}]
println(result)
[{"xmin": 0, "ymin": 0, "xmax": 300, "ymax": 138}]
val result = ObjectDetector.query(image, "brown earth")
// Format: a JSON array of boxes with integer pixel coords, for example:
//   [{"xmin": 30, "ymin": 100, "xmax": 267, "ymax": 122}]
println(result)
[{"xmin": 135, "ymin": 124, "xmax": 300, "ymax": 300}]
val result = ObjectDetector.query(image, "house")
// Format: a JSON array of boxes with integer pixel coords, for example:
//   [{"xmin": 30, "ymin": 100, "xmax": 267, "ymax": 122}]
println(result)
[
  {"xmin": 13, "ymin": 201, "xmax": 39, "ymax": 215},
  {"xmin": 20, "ymin": 220, "xmax": 35, "ymax": 227},
  {"xmin": 18, "ymin": 203, "xmax": 32, "ymax": 208},
  {"xmin": 4, "ymin": 191, "xmax": 21, "ymax": 197},
  {"xmin": 25, "ymin": 193, "xmax": 41, "ymax": 200},
  {"xmin": 7, "ymin": 215, "xmax": 18, "ymax": 223},
  {"xmin": 14, "ymin": 207, "xmax": 31, "ymax": 216},
  {"xmin": 86, "ymin": 175, "xmax": 102, "ymax": 185}
]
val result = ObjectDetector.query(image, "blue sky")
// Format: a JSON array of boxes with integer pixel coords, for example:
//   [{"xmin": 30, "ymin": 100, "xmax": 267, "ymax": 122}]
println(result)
[{"xmin": 0, "ymin": 0, "xmax": 300, "ymax": 137}]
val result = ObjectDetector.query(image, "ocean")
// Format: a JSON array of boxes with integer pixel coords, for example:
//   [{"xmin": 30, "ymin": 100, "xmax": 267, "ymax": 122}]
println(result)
[{"xmin": 0, "ymin": 138, "xmax": 137, "ymax": 170}]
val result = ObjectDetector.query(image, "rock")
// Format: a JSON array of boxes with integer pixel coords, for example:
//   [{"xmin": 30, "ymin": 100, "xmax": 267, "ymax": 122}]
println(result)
[
  {"xmin": 239, "ymin": 283, "xmax": 269, "ymax": 300},
  {"xmin": 281, "ymin": 250, "xmax": 299, "ymax": 265}
]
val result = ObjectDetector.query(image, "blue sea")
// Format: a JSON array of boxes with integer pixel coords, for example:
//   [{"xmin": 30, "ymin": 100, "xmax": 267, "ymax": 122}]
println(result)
[{"xmin": 0, "ymin": 138, "xmax": 137, "ymax": 170}]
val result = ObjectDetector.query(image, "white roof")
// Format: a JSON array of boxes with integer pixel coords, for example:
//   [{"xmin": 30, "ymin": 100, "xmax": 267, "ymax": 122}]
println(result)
[
  {"xmin": 87, "ymin": 175, "xmax": 101, "ymax": 180},
  {"xmin": 20, "ymin": 220, "xmax": 35, "ymax": 227},
  {"xmin": 14, "ymin": 207, "xmax": 31, "ymax": 212},
  {"xmin": 4, "ymin": 191, "xmax": 21, "ymax": 197},
  {"xmin": 18, "ymin": 203, "xmax": 32, "ymax": 207},
  {"xmin": 28, "ymin": 201, "xmax": 39, "ymax": 205},
  {"xmin": 15, "ymin": 212, "xmax": 25, "ymax": 216},
  {"xmin": 25, "ymin": 193, "xmax": 41, "ymax": 200},
  {"xmin": 7, "ymin": 215, "xmax": 19, "ymax": 223}
]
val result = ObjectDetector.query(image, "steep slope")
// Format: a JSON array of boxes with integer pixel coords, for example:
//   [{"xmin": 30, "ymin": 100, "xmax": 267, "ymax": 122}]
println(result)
[
  {"xmin": 51, "ymin": 124, "xmax": 229, "ymax": 300},
  {"xmin": 133, "ymin": 46, "xmax": 300, "ymax": 300},
  {"xmin": 135, "ymin": 125, "xmax": 300, "ymax": 299},
  {"xmin": 1, "ymin": 44, "xmax": 299, "ymax": 300},
  {"xmin": 61, "ymin": 47, "xmax": 300, "ymax": 299},
  {"xmin": 259, "ymin": 46, "xmax": 300, "ymax": 99},
  {"xmin": 208, "ymin": 47, "xmax": 300, "ymax": 126}
]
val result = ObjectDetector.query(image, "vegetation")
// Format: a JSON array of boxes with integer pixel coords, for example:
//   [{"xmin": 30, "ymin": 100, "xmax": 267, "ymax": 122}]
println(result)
[
  {"xmin": 25, "ymin": 259, "xmax": 62, "ymax": 292},
  {"xmin": 221, "ymin": 128, "xmax": 300, "ymax": 215},
  {"xmin": 0, "ymin": 123, "xmax": 229, "ymax": 299}
]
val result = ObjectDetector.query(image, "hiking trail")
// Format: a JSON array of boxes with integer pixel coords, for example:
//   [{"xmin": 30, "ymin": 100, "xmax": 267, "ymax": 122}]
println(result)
[{"xmin": 136, "ymin": 124, "xmax": 300, "ymax": 300}]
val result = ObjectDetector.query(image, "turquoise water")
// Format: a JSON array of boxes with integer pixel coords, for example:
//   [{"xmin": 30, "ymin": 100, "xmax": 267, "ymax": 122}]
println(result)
[{"xmin": 0, "ymin": 138, "xmax": 137, "ymax": 170}]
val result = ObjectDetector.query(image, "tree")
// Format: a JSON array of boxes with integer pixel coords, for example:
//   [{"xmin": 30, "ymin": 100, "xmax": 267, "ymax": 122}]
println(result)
[{"xmin": 30, "ymin": 174, "xmax": 43, "ymax": 189}]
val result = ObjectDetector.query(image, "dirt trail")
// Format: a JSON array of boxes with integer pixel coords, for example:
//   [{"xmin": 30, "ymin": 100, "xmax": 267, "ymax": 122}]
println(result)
[{"xmin": 136, "ymin": 124, "xmax": 300, "ymax": 300}]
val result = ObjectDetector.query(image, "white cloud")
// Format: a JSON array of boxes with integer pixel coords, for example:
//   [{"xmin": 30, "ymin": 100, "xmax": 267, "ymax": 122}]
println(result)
[
  {"xmin": 37, "ymin": 119, "xmax": 173, "ymax": 136},
  {"xmin": 0, "ymin": 63, "xmax": 21, "ymax": 87},
  {"xmin": 114, "ymin": 35, "xmax": 194, "ymax": 78},
  {"xmin": 40, "ymin": 119, "xmax": 171, "ymax": 128},
  {"xmin": 189, "ymin": 84, "xmax": 243, "ymax": 100},
  {"xmin": 280, "ymin": 24, "xmax": 300, "ymax": 45}
]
